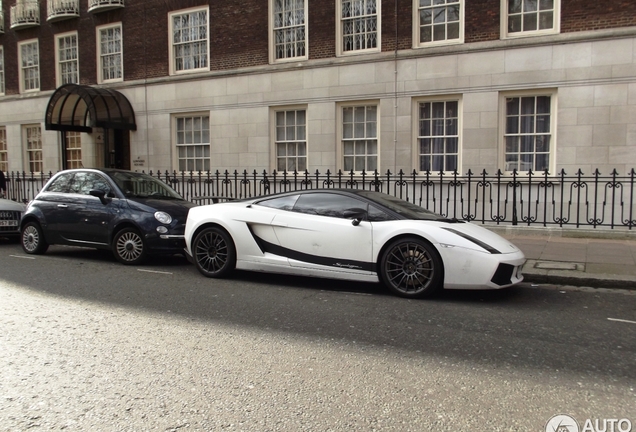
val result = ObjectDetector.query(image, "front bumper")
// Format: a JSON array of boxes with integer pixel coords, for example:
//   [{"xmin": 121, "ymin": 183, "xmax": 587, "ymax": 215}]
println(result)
[
  {"xmin": 0, "ymin": 210, "xmax": 22, "ymax": 237},
  {"xmin": 143, "ymin": 232, "xmax": 187, "ymax": 255},
  {"xmin": 440, "ymin": 247, "xmax": 526, "ymax": 290}
]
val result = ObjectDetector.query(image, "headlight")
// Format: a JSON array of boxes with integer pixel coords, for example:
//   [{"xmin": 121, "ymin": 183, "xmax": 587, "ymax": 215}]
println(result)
[{"xmin": 154, "ymin": 211, "xmax": 172, "ymax": 224}]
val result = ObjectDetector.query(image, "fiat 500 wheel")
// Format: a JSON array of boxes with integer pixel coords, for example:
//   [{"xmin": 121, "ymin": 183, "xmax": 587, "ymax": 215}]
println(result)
[
  {"xmin": 193, "ymin": 227, "xmax": 236, "ymax": 278},
  {"xmin": 113, "ymin": 228, "xmax": 146, "ymax": 265},
  {"xmin": 21, "ymin": 222, "xmax": 49, "ymax": 255},
  {"xmin": 380, "ymin": 237, "xmax": 443, "ymax": 298}
]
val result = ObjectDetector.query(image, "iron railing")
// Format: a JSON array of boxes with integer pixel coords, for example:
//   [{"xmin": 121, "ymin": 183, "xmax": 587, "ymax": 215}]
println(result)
[
  {"xmin": 47, "ymin": 0, "xmax": 80, "ymax": 22},
  {"xmin": 87, "ymin": 0, "xmax": 124, "ymax": 13},
  {"xmin": 3, "ymin": 168, "xmax": 635, "ymax": 230},
  {"xmin": 10, "ymin": 0, "xmax": 39, "ymax": 29}
]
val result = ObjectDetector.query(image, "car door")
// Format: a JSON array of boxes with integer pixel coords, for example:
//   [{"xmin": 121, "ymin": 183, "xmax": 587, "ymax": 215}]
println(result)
[
  {"xmin": 33, "ymin": 172, "xmax": 77, "ymax": 244},
  {"xmin": 62, "ymin": 172, "xmax": 117, "ymax": 245},
  {"xmin": 269, "ymin": 192, "xmax": 374, "ymax": 274}
]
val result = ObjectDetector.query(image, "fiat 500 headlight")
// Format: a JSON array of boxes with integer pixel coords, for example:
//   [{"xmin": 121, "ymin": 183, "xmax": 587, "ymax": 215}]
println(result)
[{"xmin": 154, "ymin": 211, "xmax": 172, "ymax": 224}]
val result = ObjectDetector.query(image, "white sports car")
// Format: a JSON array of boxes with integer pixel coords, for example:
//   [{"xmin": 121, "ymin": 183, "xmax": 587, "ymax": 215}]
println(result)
[{"xmin": 184, "ymin": 189, "xmax": 525, "ymax": 298}]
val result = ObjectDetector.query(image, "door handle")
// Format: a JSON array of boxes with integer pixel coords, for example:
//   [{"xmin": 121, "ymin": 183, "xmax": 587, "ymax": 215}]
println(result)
[{"xmin": 57, "ymin": 204, "xmax": 68, "ymax": 208}]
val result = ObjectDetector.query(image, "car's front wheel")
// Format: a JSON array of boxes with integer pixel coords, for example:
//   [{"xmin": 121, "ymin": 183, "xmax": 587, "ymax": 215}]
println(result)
[
  {"xmin": 192, "ymin": 226, "xmax": 236, "ymax": 278},
  {"xmin": 113, "ymin": 228, "xmax": 146, "ymax": 265},
  {"xmin": 21, "ymin": 221, "xmax": 49, "ymax": 255},
  {"xmin": 379, "ymin": 237, "xmax": 443, "ymax": 298}
]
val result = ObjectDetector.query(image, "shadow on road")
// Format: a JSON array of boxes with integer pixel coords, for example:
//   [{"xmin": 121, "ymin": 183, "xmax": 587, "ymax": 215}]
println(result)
[{"xmin": 1, "ymin": 241, "xmax": 634, "ymax": 380}]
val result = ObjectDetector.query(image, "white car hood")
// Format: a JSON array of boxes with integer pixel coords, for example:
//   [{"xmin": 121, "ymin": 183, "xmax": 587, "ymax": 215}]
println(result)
[
  {"xmin": 0, "ymin": 199, "xmax": 26, "ymax": 212},
  {"xmin": 433, "ymin": 221, "xmax": 521, "ymax": 254}
]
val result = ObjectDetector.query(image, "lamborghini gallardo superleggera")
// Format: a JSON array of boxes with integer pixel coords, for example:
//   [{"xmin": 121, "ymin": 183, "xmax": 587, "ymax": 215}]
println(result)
[{"xmin": 184, "ymin": 189, "xmax": 525, "ymax": 298}]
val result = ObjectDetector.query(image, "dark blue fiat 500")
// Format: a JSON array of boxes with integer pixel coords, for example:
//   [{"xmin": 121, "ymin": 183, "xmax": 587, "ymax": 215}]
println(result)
[{"xmin": 20, "ymin": 169, "xmax": 195, "ymax": 265}]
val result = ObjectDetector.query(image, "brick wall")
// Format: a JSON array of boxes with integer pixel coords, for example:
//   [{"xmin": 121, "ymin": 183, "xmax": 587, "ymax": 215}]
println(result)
[
  {"xmin": 0, "ymin": 0, "xmax": 635, "ymax": 95},
  {"xmin": 561, "ymin": 0, "xmax": 636, "ymax": 32},
  {"xmin": 465, "ymin": 0, "xmax": 501, "ymax": 43}
]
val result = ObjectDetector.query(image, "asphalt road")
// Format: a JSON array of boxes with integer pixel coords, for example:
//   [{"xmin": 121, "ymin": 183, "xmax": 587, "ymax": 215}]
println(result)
[{"xmin": 1, "ymin": 240, "xmax": 635, "ymax": 431}]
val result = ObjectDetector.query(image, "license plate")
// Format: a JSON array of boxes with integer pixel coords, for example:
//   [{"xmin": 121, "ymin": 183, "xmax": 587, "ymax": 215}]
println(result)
[{"xmin": 0, "ymin": 220, "xmax": 18, "ymax": 227}]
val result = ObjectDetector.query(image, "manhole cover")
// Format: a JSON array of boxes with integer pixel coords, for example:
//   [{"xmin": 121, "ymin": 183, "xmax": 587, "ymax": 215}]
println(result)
[{"xmin": 534, "ymin": 261, "xmax": 581, "ymax": 271}]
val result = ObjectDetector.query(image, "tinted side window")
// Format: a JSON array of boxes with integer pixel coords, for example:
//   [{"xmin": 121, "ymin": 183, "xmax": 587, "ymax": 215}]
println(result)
[
  {"xmin": 257, "ymin": 195, "xmax": 300, "ymax": 211},
  {"xmin": 69, "ymin": 173, "xmax": 111, "ymax": 195},
  {"xmin": 368, "ymin": 205, "xmax": 394, "ymax": 222},
  {"xmin": 45, "ymin": 173, "xmax": 74, "ymax": 193},
  {"xmin": 293, "ymin": 193, "xmax": 367, "ymax": 219}
]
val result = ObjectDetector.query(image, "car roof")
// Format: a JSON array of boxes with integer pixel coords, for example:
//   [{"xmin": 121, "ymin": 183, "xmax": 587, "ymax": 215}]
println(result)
[
  {"xmin": 54, "ymin": 168, "xmax": 138, "ymax": 175},
  {"xmin": 253, "ymin": 188, "xmax": 381, "ymax": 200}
]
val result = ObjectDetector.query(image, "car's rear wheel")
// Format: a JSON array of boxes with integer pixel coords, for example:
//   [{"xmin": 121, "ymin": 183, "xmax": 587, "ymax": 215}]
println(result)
[
  {"xmin": 21, "ymin": 222, "xmax": 49, "ymax": 255},
  {"xmin": 193, "ymin": 226, "xmax": 236, "ymax": 278},
  {"xmin": 113, "ymin": 228, "xmax": 146, "ymax": 265},
  {"xmin": 379, "ymin": 237, "xmax": 443, "ymax": 298}
]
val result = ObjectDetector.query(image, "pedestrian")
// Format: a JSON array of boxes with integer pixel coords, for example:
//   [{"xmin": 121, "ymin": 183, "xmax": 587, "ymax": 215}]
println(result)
[{"xmin": 0, "ymin": 169, "xmax": 6, "ymax": 198}]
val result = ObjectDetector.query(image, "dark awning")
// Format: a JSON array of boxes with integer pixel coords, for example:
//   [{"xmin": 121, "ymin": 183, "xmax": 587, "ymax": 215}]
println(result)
[{"xmin": 45, "ymin": 84, "xmax": 137, "ymax": 133}]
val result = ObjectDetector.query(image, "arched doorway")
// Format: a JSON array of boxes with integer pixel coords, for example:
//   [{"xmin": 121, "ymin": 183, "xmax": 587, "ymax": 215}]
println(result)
[{"xmin": 44, "ymin": 84, "xmax": 137, "ymax": 170}]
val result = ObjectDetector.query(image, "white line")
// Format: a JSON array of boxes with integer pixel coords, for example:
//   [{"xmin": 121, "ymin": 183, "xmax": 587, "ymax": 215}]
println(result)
[
  {"xmin": 608, "ymin": 318, "xmax": 636, "ymax": 325},
  {"xmin": 9, "ymin": 255, "xmax": 36, "ymax": 260},
  {"xmin": 137, "ymin": 269, "xmax": 173, "ymax": 275}
]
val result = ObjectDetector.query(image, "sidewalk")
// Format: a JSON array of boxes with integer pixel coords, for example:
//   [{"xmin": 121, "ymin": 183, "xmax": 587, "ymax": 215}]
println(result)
[{"xmin": 486, "ymin": 226, "xmax": 636, "ymax": 290}]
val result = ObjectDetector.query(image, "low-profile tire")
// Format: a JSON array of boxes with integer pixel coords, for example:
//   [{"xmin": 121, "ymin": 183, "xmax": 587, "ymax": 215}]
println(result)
[
  {"xmin": 113, "ymin": 228, "xmax": 146, "ymax": 265},
  {"xmin": 379, "ymin": 237, "xmax": 443, "ymax": 298},
  {"xmin": 192, "ymin": 226, "xmax": 236, "ymax": 278},
  {"xmin": 21, "ymin": 222, "xmax": 49, "ymax": 255}
]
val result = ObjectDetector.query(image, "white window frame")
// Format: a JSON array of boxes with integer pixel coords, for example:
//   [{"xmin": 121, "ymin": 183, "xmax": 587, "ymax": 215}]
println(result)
[
  {"xmin": 168, "ymin": 6, "xmax": 210, "ymax": 76},
  {"xmin": 337, "ymin": 101, "xmax": 380, "ymax": 173},
  {"xmin": 96, "ymin": 23, "xmax": 123, "ymax": 84},
  {"xmin": 500, "ymin": 0, "xmax": 560, "ymax": 39},
  {"xmin": 23, "ymin": 124, "xmax": 43, "ymax": 173},
  {"xmin": 336, "ymin": 0, "xmax": 381, "ymax": 57},
  {"xmin": 18, "ymin": 39, "xmax": 40, "ymax": 93},
  {"xmin": 271, "ymin": 106, "xmax": 308, "ymax": 172},
  {"xmin": 66, "ymin": 131, "xmax": 82, "ymax": 169},
  {"xmin": 413, "ymin": 0, "xmax": 464, "ymax": 48},
  {"xmin": 173, "ymin": 113, "xmax": 211, "ymax": 172},
  {"xmin": 55, "ymin": 31, "xmax": 79, "ymax": 87},
  {"xmin": 0, "ymin": 46, "xmax": 5, "ymax": 96},
  {"xmin": 0, "ymin": 127, "xmax": 7, "ymax": 173},
  {"xmin": 269, "ymin": 0, "xmax": 308, "ymax": 63},
  {"xmin": 499, "ymin": 89, "xmax": 557, "ymax": 174},
  {"xmin": 412, "ymin": 96, "xmax": 462, "ymax": 174}
]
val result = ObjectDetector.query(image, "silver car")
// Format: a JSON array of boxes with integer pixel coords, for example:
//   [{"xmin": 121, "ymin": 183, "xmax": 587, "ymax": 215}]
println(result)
[{"xmin": 0, "ymin": 198, "xmax": 26, "ymax": 240}]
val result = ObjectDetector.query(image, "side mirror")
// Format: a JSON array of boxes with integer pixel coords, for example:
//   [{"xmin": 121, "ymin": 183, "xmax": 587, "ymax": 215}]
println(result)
[
  {"xmin": 343, "ymin": 208, "xmax": 367, "ymax": 226},
  {"xmin": 89, "ymin": 189, "xmax": 110, "ymax": 204}
]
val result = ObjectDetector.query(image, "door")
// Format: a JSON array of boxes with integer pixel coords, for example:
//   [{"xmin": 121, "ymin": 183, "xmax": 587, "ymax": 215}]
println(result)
[
  {"xmin": 62, "ymin": 172, "xmax": 116, "ymax": 245},
  {"xmin": 113, "ymin": 129, "xmax": 131, "ymax": 170},
  {"xmin": 105, "ymin": 129, "xmax": 131, "ymax": 170},
  {"xmin": 269, "ymin": 192, "xmax": 374, "ymax": 273},
  {"xmin": 33, "ymin": 172, "xmax": 77, "ymax": 244}
]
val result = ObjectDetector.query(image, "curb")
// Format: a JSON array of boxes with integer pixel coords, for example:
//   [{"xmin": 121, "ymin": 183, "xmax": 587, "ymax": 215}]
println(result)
[
  {"xmin": 522, "ymin": 260, "xmax": 636, "ymax": 290},
  {"xmin": 523, "ymin": 272, "xmax": 636, "ymax": 290}
]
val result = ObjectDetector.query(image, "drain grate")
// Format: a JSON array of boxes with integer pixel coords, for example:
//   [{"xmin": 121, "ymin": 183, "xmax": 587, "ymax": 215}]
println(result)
[{"xmin": 534, "ymin": 261, "xmax": 583, "ymax": 271}]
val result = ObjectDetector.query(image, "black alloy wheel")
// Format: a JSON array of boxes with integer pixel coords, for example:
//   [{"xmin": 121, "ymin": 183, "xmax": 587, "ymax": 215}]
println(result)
[
  {"xmin": 113, "ymin": 228, "xmax": 147, "ymax": 265},
  {"xmin": 21, "ymin": 221, "xmax": 49, "ymax": 255},
  {"xmin": 193, "ymin": 227, "xmax": 236, "ymax": 278},
  {"xmin": 380, "ymin": 237, "xmax": 443, "ymax": 298}
]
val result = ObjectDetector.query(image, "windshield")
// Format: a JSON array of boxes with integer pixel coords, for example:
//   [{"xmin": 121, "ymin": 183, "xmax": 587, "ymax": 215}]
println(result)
[
  {"xmin": 356, "ymin": 191, "xmax": 444, "ymax": 221},
  {"xmin": 108, "ymin": 172, "xmax": 183, "ymax": 200}
]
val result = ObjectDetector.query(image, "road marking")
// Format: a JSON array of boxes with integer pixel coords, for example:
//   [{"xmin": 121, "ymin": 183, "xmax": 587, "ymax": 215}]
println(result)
[
  {"xmin": 137, "ymin": 269, "xmax": 173, "ymax": 275},
  {"xmin": 608, "ymin": 318, "xmax": 636, "ymax": 325},
  {"xmin": 9, "ymin": 255, "xmax": 35, "ymax": 259}
]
